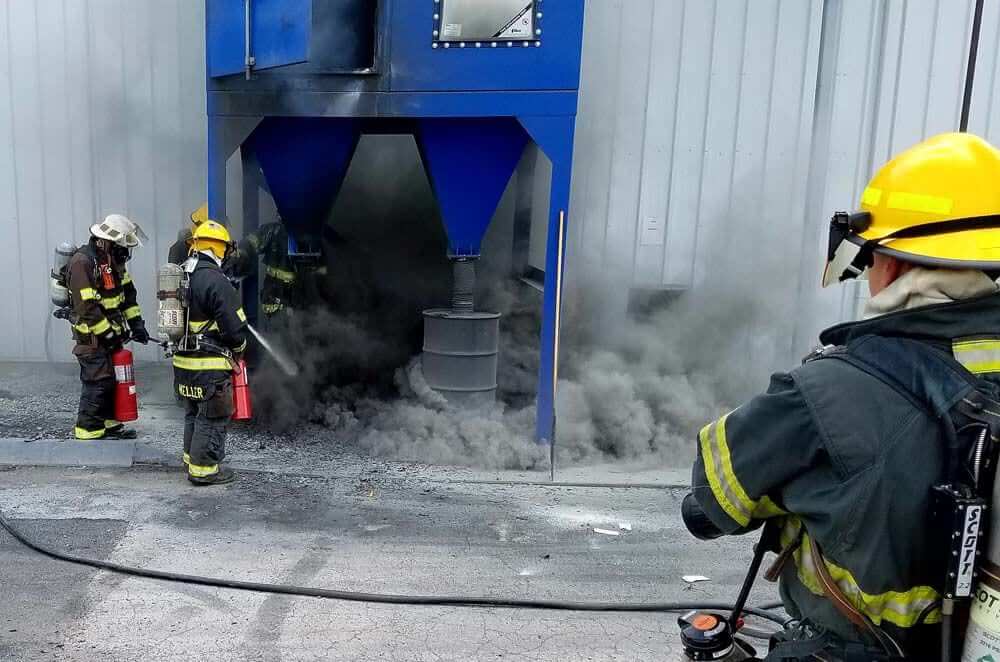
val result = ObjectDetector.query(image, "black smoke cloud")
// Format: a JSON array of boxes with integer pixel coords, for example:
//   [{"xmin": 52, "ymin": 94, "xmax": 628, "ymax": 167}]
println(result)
[{"xmin": 248, "ymin": 138, "xmax": 797, "ymax": 470}]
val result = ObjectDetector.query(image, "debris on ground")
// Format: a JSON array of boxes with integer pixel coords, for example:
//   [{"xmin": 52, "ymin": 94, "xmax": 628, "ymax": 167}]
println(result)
[{"xmin": 682, "ymin": 574, "xmax": 710, "ymax": 584}]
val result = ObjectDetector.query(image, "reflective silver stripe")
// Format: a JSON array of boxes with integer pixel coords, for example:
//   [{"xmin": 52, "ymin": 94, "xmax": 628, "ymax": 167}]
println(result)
[{"xmin": 698, "ymin": 419, "xmax": 751, "ymax": 526}]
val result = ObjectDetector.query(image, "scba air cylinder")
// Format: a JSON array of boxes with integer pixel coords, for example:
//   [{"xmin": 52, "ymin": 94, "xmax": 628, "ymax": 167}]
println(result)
[
  {"xmin": 961, "ymin": 480, "xmax": 1000, "ymax": 660},
  {"xmin": 963, "ymin": 582, "xmax": 1000, "ymax": 660},
  {"xmin": 50, "ymin": 242, "xmax": 76, "ymax": 307},
  {"xmin": 157, "ymin": 263, "xmax": 186, "ymax": 342}
]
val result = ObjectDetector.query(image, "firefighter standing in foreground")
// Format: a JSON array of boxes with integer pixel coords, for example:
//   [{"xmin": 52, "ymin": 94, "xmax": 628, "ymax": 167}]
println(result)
[
  {"xmin": 174, "ymin": 220, "xmax": 247, "ymax": 486},
  {"xmin": 687, "ymin": 133, "xmax": 1000, "ymax": 659},
  {"xmin": 68, "ymin": 214, "xmax": 150, "ymax": 440}
]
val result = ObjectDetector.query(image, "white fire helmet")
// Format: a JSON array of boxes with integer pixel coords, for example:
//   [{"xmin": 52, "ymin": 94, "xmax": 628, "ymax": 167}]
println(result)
[{"xmin": 90, "ymin": 214, "xmax": 147, "ymax": 248}]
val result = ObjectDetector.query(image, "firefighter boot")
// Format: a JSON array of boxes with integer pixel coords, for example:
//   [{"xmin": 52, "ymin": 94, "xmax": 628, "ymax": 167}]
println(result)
[
  {"xmin": 188, "ymin": 467, "xmax": 237, "ymax": 486},
  {"xmin": 104, "ymin": 424, "xmax": 138, "ymax": 440}
]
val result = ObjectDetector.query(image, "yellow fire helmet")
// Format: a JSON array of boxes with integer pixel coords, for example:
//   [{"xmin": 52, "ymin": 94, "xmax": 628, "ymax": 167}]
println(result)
[
  {"xmin": 189, "ymin": 220, "xmax": 233, "ymax": 260},
  {"xmin": 190, "ymin": 203, "xmax": 210, "ymax": 226},
  {"xmin": 823, "ymin": 132, "xmax": 1000, "ymax": 287}
]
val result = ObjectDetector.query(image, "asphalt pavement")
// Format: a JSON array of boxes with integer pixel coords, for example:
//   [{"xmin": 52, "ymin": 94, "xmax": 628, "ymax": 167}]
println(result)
[{"xmin": 0, "ymin": 465, "xmax": 772, "ymax": 661}]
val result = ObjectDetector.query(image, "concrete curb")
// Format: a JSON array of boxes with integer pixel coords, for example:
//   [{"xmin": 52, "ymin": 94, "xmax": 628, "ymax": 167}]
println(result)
[
  {"xmin": 0, "ymin": 438, "xmax": 173, "ymax": 468},
  {"xmin": 0, "ymin": 438, "xmax": 689, "ymax": 489}
]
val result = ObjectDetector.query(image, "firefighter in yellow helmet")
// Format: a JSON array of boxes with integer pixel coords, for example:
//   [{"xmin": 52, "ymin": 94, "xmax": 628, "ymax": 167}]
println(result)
[
  {"xmin": 167, "ymin": 203, "xmax": 209, "ymax": 265},
  {"xmin": 173, "ymin": 220, "xmax": 247, "ymax": 485},
  {"xmin": 685, "ymin": 133, "xmax": 1000, "ymax": 659}
]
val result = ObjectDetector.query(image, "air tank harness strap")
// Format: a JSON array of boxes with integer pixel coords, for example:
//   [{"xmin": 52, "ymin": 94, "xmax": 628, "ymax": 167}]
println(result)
[
  {"xmin": 764, "ymin": 526, "xmax": 803, "ymax": 582},
  {"xmin": 176, "ymin": 333, "xmax": 235, "ymax": 368},
  {"xmin": 808, "ymin": 539, "xmax": 885, "ymax": 644}
]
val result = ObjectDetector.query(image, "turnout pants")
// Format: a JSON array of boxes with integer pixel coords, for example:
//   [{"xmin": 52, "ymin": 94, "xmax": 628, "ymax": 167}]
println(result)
[
  {"xmin": 74, "ymin": 349, "xmax": 117, "ymax": 439},
  {"xmin": 180, "ymin": 378, "xmax": 233, "ymax": 477}
]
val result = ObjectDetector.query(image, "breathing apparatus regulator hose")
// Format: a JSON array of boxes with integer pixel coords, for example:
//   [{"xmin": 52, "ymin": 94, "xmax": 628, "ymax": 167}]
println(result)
[{"xmin": 0, "ymin": 509, "xmax": 789, "ymax": 623}]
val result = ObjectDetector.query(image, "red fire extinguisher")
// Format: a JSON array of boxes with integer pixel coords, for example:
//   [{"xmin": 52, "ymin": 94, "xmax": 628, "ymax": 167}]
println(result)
[
  {"xmin": 232, "ymin": 358, "xmax": 252, "ymax": 421},
  {"xmin": 111, "ymin": 347, "xmax": 138, "ymax": 422}
]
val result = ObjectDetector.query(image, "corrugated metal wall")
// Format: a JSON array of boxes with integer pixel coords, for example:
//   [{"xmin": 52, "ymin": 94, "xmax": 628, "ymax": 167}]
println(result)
[
  {"xmin": 568, "ymin": 0, "xmax": 1000, "ymax": 362},
  {"xmin": 2, "ymin": 0, "xmax": 1000, "ymax": 362},
  {"xmin": 797, "ymin": 0, "xmax": 1000, "ymax": 347},
  {"xmin": 0, "ymin": 0, "xmax": 206, "ymax": 361}
]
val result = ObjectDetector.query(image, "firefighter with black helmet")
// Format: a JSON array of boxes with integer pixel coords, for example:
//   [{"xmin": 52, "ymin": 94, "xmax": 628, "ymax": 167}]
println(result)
[
  {"xmin": 67, "ymin": 214, "xmax": 149, "ymax": 440},
  {"xmin": 230, "ymin": 221, "xmax": 332, "ymax": 319},
  {"xmin": 168, "ymin": 203, "xmax": 209, "ymax": 265},
  {"xmin": 174, "ymin": 220, "xmax": 247, "ymax": 486},
  {"xmin": 686, "ymin": 133, "xmax": 1000, "ymax": 659}
]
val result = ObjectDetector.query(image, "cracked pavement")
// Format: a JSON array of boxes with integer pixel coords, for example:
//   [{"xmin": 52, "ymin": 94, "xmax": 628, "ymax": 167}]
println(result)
[{"xmin": 0, "ymin": 464, "xmax": 774, "ymax": 661}]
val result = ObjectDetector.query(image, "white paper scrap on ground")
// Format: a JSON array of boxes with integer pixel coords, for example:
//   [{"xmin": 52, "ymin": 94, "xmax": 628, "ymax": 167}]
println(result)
[
  {"xmin": 682, "ymin": 575, "xmax": 710, "ymax": 584},
  {"xmin": 593, "ymin": 528, "xmax": 621, "ymax": 536}
]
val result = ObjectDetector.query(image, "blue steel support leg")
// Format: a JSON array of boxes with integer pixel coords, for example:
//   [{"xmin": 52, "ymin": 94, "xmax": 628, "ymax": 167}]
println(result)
[
  {"xmin": 240, "ymin": 145, "xmax": 261, "ymax": 329},
  {"xmin": 518, "ymin": 116, "xmax": 577, "ymax": 445},
  {"xmin": 207, "ymin": 116, "xmax": 228, "ymax": 222}
]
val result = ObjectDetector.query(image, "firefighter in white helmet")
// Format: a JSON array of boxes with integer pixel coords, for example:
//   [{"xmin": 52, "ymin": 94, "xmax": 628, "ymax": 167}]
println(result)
[
  {"xmin": 66, "ymin": 214, "xmax": 149, "ymax": 440},
  {"xmin": 685, "ymin": 133, "xmax": 1000, "ymax": 659}
]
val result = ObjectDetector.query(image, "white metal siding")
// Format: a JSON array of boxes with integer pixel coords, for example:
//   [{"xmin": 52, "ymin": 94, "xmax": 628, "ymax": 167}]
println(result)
[
  {"xmin": 3, "ymin": 0, "xmax": 1000, "ymax": 364},
  {"xmin": 569, "ymin": 0, "xmax": 1000, "ymax": 362},
  {"xmin": 0, "ymin": 0, "xmax": 206, "ymax": 361}
]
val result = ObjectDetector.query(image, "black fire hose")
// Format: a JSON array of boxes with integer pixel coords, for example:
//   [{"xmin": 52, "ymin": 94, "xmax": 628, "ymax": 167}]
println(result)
[{"xmin": 0, "ymin": 509, "xmax": 789, "ymax": 624}]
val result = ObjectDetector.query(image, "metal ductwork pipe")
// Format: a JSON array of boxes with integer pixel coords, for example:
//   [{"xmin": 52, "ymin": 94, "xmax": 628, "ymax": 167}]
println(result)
[
  {"xmin": 421, "ymin": 257, "xmax": 500, "ymax": 408},
  {"xmin": 451, "ymin": 259, "xmax": 476, "ymax": 312}
]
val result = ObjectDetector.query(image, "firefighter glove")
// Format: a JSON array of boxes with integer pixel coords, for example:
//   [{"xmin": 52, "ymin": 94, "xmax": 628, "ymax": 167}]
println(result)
[
  {"xmin": 131, "ymin": 323, "xmax": 150, "ymax": 345},
  {"xmin": 97, "ymin": 328, "xmax": 119, "ymax": 349}
]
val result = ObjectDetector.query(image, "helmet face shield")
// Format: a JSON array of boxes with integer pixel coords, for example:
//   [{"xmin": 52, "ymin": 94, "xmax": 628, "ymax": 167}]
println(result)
[
  {"xmin": 822, "ymin": 211, "xmax": 873, "ymax": 287},
  {"xmin": 128, "ymin": 221, "xmax": 148, "ymax": 248}
]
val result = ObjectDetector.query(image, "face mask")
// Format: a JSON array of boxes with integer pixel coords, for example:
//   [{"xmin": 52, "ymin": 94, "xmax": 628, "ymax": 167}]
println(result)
[{"xmin": 112, "ymin": 246, "xmax": 132, "ymax": 264}]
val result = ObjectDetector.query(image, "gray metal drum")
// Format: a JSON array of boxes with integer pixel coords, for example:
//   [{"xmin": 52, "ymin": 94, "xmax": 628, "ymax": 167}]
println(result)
[{"xmin": 422, "ymin": 309, "xmax": 500, "ymax": 408}]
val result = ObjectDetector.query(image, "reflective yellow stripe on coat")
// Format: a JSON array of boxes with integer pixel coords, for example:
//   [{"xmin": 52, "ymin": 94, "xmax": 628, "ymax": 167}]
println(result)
[
  {"xmin": 698, "ymin": 414, "xmax": 785, "ymax": 527},
  {"xmin": 188, "ymin": 319, "xmax": 220, "ymax": 333},
  {"xmin": 779, "ymin": 518, "xmax": 941, "ymax": 628},
  {"xmin": 172, "ymin": 355, "xmax": 233, "ymax": 371},
  {"xmin": 99, "ymin": 293, "xmax": 125, "ymax": 309},
  {"xmin": 265, "ymin": 265, "xmax": 296, "ymax": 283},
  {"xmin": 75, "ymin": 318, "xmax": 112, "ymax": 336},
  {"xmin": 953, "ymin": 338, "xmax": 1000, "ymax": 375}
]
